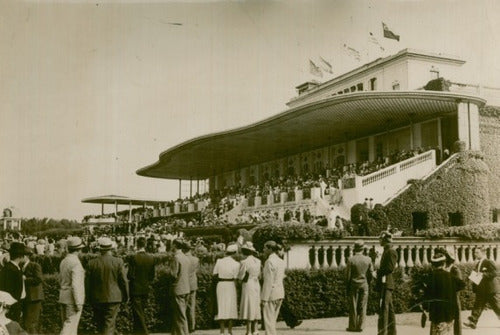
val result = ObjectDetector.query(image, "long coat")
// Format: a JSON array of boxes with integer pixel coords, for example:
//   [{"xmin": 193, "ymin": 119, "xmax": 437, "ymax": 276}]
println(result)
[{"xmin": 86, "ymin": 254, "xmax": 129, "ymax": 304}]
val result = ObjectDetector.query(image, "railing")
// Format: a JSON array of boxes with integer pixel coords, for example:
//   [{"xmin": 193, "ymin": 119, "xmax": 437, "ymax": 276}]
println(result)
[
  {"xmin": 285, "ymin": 237, "xmax": 500, "ymax": 270},
  {"xmin": 400, "ymin": 150, "xmax": 434, "ymax": 171},
  {"xmin": 361, "ymin": 166, "xmax": 397, "ymax": 187}
]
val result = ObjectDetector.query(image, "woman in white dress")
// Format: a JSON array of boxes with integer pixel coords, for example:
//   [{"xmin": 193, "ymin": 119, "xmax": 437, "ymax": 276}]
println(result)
[
  {"xmin": 238, "ymin": 242, "xmax": 261, "ymax": 335},
  {"xmin": 213, "ymin": 243, "xmax": 240, "ymax": 335}
]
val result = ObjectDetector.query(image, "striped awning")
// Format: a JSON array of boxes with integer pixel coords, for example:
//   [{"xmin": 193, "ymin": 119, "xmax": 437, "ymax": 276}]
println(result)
[{"xmin": 137, "ymin": 91, "xmax": 485, "ymax": 180}]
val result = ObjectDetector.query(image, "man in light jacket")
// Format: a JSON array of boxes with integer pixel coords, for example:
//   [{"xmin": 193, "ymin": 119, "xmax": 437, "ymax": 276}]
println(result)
[
  {"xmin": 59, "ymin": 236, "xmax": 85, "ymax": 335},
  {"xmin": 171, "ymin": 239, "xmax": 191, "ymax": 335},
  {"xmin": 261, "ymin": 240, "xmax": 286, "ymax": 335}
]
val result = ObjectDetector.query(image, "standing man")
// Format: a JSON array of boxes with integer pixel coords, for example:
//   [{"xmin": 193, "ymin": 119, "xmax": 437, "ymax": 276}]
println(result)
[
  {"xmin": 183, "ymin": 241, "xmax": 199, "ymax": 334},
  {"xmin": 463, "ymin": 246, "xmax": 500, "ymax": 329},
  {"xmin": 22, "ymin": 248, "xmax": 44, "ymax": 334},
  {"xmin": 376, "ymin": 232, "xmax": 397, "ymax": 335},
  {"xmin": 171, "ymin": 239, "xmax": 191, "ymax": 335},
  {"xmin": 128, "ymin": 236, "xmax": 156, "ymax": 335},
  {"xmin": 0, "ymin": 242, "xmax": 29, "ymax": 322},
  {"xmin": 345, "ymin": 240, "xmax": 373, "ymax": 332},
  {"xmin": 86, "ymin": 237, "xmax": 129, "ymax": 335},
  {"xmin": 59, "ymin": 236, "xmax": 85, "ymax": 335},
  {"xmin": 261, "ymin": 240, "xmax": 286, "ymax": 335}
]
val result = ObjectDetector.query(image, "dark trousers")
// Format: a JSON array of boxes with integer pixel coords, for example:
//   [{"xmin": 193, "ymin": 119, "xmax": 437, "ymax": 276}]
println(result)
[
  {"xmin": 280, "ymin": 297, "xmax": 300, "ymax": 328},
  {"xmin": 348, "ymin": 285, "xmax": 368, "ymax": 331},
  {"xmin": 6, "ymin": 302, "xmax": 22, "ymax": 323},
  {"xmin": 22, "ymin": 299, "xmax": 42, "ymax": 334},
  {"xmin": 469, "ymin": 291, "xmax": 500, "ymax": 325},
  {"xmin": 92, "ymin": 303, "xmax": 121, "ymax": 335},
  {"xmin": 377, "ymin": 288, "xmax": 396, "ymax": 335},
  {"xmin": 172, "ymin": 294, "xmax": 189, "ymax": 335},
  {"xmin": 131, "ymin": 295, "xmax": 149, "ymax": 334}
]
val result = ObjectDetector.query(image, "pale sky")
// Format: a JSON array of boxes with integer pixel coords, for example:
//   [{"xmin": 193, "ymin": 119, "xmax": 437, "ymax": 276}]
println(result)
[{"xmin": 1, "ymin": 0, "xmax": 500, "ymax": 220}]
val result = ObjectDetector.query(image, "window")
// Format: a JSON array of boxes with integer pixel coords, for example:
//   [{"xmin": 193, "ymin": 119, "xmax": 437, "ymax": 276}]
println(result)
[
  {"xmin": 412, "ymin": 212, "xmax": 428, "ymax": 233},
  {"xmin": 343, "ymin": 88, "xmax": 350, "ymax": 93},
  {"xmin": 493, "ymin": 208, "xmax": 499, "ymax": 223},
  {"xmin": 350, "ymin": 86, "xmax": 356, "ymax": 92},
  {"xmin": 357, "ymin": 83, "xmax": 364, "ymax": 91},
  {"xmin": 370, "ymin": 77, "xmax": 377, "ymax": 90},
  {"xmin": 392, "ymin": 81, "xmax": 400, "ymax": 90},
  {"xmin": 337, "ymin": 91, "xmax": 343, "ymax": 95},
  {"xmin": 449, "ymin": 212, "xmax": 464, "ymax": 226}
]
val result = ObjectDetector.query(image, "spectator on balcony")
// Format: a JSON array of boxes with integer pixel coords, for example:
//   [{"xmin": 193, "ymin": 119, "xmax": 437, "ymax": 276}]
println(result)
[
  {"xmin": 376, "ymin": 231, "xmax": 397, "ymax": 335},
  {"xmin": 345, "ymin": 240, "xmax": 373, "ymax": 332}
]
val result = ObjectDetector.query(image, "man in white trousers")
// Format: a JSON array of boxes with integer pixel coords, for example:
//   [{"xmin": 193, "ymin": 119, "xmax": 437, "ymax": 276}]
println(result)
[
  {"xmin": 58, "ymin": 236, "xmax": 85, "ymax": 335},
  {"xmin": 261, "ymin": 240, "xmax": 286, "ymax": 335}
]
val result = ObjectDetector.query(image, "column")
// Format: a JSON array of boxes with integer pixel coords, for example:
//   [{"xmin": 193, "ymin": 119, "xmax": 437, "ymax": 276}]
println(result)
[
  {"xmin": 413, "ymin": 123, "xmax": 422, "ymax": 149},
  {"xmin": 437, "ymin": 117, "xmax": 443, "ymax": 151},
  {"xmin": 347, "ymin": 140, "xmax": 357, "ymax": 164},
  {"xmin": 178, "ymin": 179, "xmax": 182, "ymax": 199},
  {"xmin": 190, "ymin": 179, "xmax": 192, "ymax": 198},
  {"xmin": 128, "ymin": 202, "xmax": 132, "ymax": 223},
  {"xmin": 114, "ymin": 201, "xmax": 118, "ymax": 217},
  {"xmin": 368, "ymin": 136, "xmax": 375, "ymax": 162}
]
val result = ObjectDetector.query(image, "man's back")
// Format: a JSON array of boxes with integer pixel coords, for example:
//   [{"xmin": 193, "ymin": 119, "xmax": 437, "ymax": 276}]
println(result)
[
  {"xmin": 128, "ymin": 251, "xmax": 155, "ymax": 296},
  {"xmin": 187, "ymin": 254, "xmax": 199, "ymax": 291},
  {"xmin": 173, "ymin": 250, "xmax": 191, "ymax": 296},
  {"xmin": 86, "ymin": 254, "xmax": 128, "ymax": 303},
  {"xmin": 346, "ymin": 254, "xmax": 373, "ymax": 287}
]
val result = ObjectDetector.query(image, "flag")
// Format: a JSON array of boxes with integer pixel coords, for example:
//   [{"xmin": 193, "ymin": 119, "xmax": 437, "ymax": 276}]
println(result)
[
  {"xmin": 369, "ymin": 32, "xmax": 385, "ymax": 51},
  {"xmin": 309, "ymin": 59, "xmax": 323, "ymax": 77},
  {"xmin": 343, "ymin": 44, "xmax": 361, "ymax": 61},
  {"xmin": 318, "ymin": 56, "xmax": 333, "ymax": 74},
  {"xmin": 382, "ymin": 22, "xmax": 400, "ymax": 41}
]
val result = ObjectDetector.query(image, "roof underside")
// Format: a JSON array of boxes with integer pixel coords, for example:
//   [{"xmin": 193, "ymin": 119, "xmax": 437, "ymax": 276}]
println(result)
[
  {"xmin": 82, "ymin": 195, "xmax": 166, "ymax": 206},
  {"xmin": 137, "ymin": 91, "xmax": 485, "ymax": 180}
]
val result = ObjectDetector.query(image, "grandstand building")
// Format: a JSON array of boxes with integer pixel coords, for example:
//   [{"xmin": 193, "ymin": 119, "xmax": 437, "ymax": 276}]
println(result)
[{"xmin": 137, "ymin": 49, "xmax": 500, "ymax": 234}]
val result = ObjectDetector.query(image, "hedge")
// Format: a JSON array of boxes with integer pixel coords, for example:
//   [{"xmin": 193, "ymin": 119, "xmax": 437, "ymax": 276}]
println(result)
[
  {"xmin": 415, "ymin": 223, "xmax": 500, "ymax": 240},
  {"xmin": 36, "ymin": 262, "xmax": 478, "ymax": 333}
]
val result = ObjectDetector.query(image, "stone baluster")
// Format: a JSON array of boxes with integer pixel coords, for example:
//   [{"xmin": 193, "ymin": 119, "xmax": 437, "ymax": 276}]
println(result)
[
  {"xmin": 339, "ymin": 246, "xmax": 346, "ymax": 268},
  {"xmin": 330, "ymin": 246, "xmax": 338, "ymax": 269},
  {"xmin": 406, "ymin": 245, "xmax": 414, "ymax": 268},
  {"xmin": 398, "ymin": 245, "xmax": 406, "ymax": 269},
  {"xmin": 414, "ymin": 246, "xmax": 422, "ymax": 267},
  {"xmin": 318, "ymin": 246, "xmax": 325, "ymax": 269},
  {"xmin": 487, "ymin": 245, "xmax": 493, "ymax": 261},
  {"xmin": 313, "ymin": 246, "xmax": 320, "ymax": 269},
  {"xmin": 422, "ymin": 246, "xmax": 429, "ymax": 266}
]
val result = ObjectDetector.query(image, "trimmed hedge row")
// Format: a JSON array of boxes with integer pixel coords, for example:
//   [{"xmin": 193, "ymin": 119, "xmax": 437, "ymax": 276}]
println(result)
[
  {"xmin": 415, "ymin": 223, "xmax": 500, "ymax": 240},
  {"xmin": 37, "ymin": 263, "xmax": 478, "ymax": 333}
]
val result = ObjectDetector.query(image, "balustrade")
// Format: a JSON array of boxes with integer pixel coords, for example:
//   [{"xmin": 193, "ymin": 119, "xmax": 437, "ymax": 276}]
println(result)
[{"xmin": 287, "ymin": 237, "xmax": 500, "ymax": 270}]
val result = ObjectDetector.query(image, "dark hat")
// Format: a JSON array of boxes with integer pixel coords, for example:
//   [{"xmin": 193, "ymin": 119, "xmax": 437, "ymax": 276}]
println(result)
[
  {"xmin": 379, "ymin": 231, "xmax": 393, "ymax": 243},
  {"xmin": 8, "ymin": 242, "xmax": 29, "ymax": 257},
  {"xmin": 431, "ymin": 249, "xmax": 447, "ymax": 263},
  {"xmin": 353, "ymin": 240, "xmax": 365, "ymax": 252}
]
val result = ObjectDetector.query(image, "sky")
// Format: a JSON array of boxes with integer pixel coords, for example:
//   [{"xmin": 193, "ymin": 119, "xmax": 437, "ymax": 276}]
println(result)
[{"xmin": 1, "ymin": 0, "xmax": 500, "ymax": 220}]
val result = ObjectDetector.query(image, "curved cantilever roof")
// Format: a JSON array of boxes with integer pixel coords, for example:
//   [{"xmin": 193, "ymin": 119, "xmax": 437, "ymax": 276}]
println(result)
[
  {"xmin": 82, "ymin": 195, "xmax": 167, "ymax": 206},
  {"xmin": 137, "ymin": 91, "xmax": 485, "ymax": 180}
]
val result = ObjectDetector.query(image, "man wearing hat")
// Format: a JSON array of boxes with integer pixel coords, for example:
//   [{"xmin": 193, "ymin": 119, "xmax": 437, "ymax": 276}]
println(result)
[
  {"xmin": 463, "ymin": 246, "xmax": 500, "ymax": 329},
  {"xmin": 128, "ymin": 236, "xmax": 155, "ymax": 335},
  {"xmin": 59, "ymin": 236, "xmax": 85, "ymax": 335},
  {"xmin": 376, "ymin": 232, "xmax": 398, "ymax": 335},
  {"xmin": 261, "ymin": 240, "xmax": 286, "ymax": 335},
  {"xmin": 182, "ymin": 241, "xmax": 199, "ymax": 334},
  {"xmin": 0, "ymin": 241, "xmax": 29, "ymax": 322},
  {"xmin": 171, "ymin": 239, "xmax": 191, "ymax": 335},
  {"xmin": 345, "ymin": 240, "xmax": 374, "ymax": 332},
  {"xmin": 22, "ymin": 247, "xmax": 44, "ymax": 334},
  {"xmin": 86, "ymin": 237, "xmax": 129, "ymax": 335}
]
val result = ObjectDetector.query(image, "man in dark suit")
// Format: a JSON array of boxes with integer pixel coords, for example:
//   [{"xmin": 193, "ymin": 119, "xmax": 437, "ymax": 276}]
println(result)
[
  {"xmin": 22, "ymin": 249, "xmax": 44, "ymax": 334},
  {"xmin": 0, "ymin": 242, "xmax": 29, "ymax": 322},
  {"xmin": 463, "ymin": 246, "xmax": 500, "ymax": 329},
  {"xmin": 346, "ymin": 240, "xmax": 373, "ymax": 332},
  {"xmin": 86, "ymin": 237, "xmax": 129, "ymax": 335},
  {"xmin": 376, "ymin": 232, "xmax": 397, "ymax": 335},
  {"xmin": 128, "ymin": 236, "xmax": 155, "ymax": 335},
  {"xmin": 171, "ymin": 239, "xmax": 191, "ymax": 335}
]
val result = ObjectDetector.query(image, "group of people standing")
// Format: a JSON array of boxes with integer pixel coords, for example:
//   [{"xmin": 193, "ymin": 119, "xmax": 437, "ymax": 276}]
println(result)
[
  {"xmin": 345, "ymin": 232, "xmax": 500, "ymax": 335},
  {"xmin": 212, "ymin": 240, "xmax": 286, "ymax": 335}
]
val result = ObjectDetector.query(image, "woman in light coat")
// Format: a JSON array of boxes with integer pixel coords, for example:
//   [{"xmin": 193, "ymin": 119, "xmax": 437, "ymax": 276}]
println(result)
[{"xmin": 238, "ymin": 242, "xmax": 261, "ymax": 335}]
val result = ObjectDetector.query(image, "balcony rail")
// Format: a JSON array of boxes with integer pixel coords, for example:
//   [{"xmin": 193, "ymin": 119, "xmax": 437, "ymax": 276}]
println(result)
[{"xmin": 285, "ymin": 237, "xmax": 500, "ymax": 270}]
